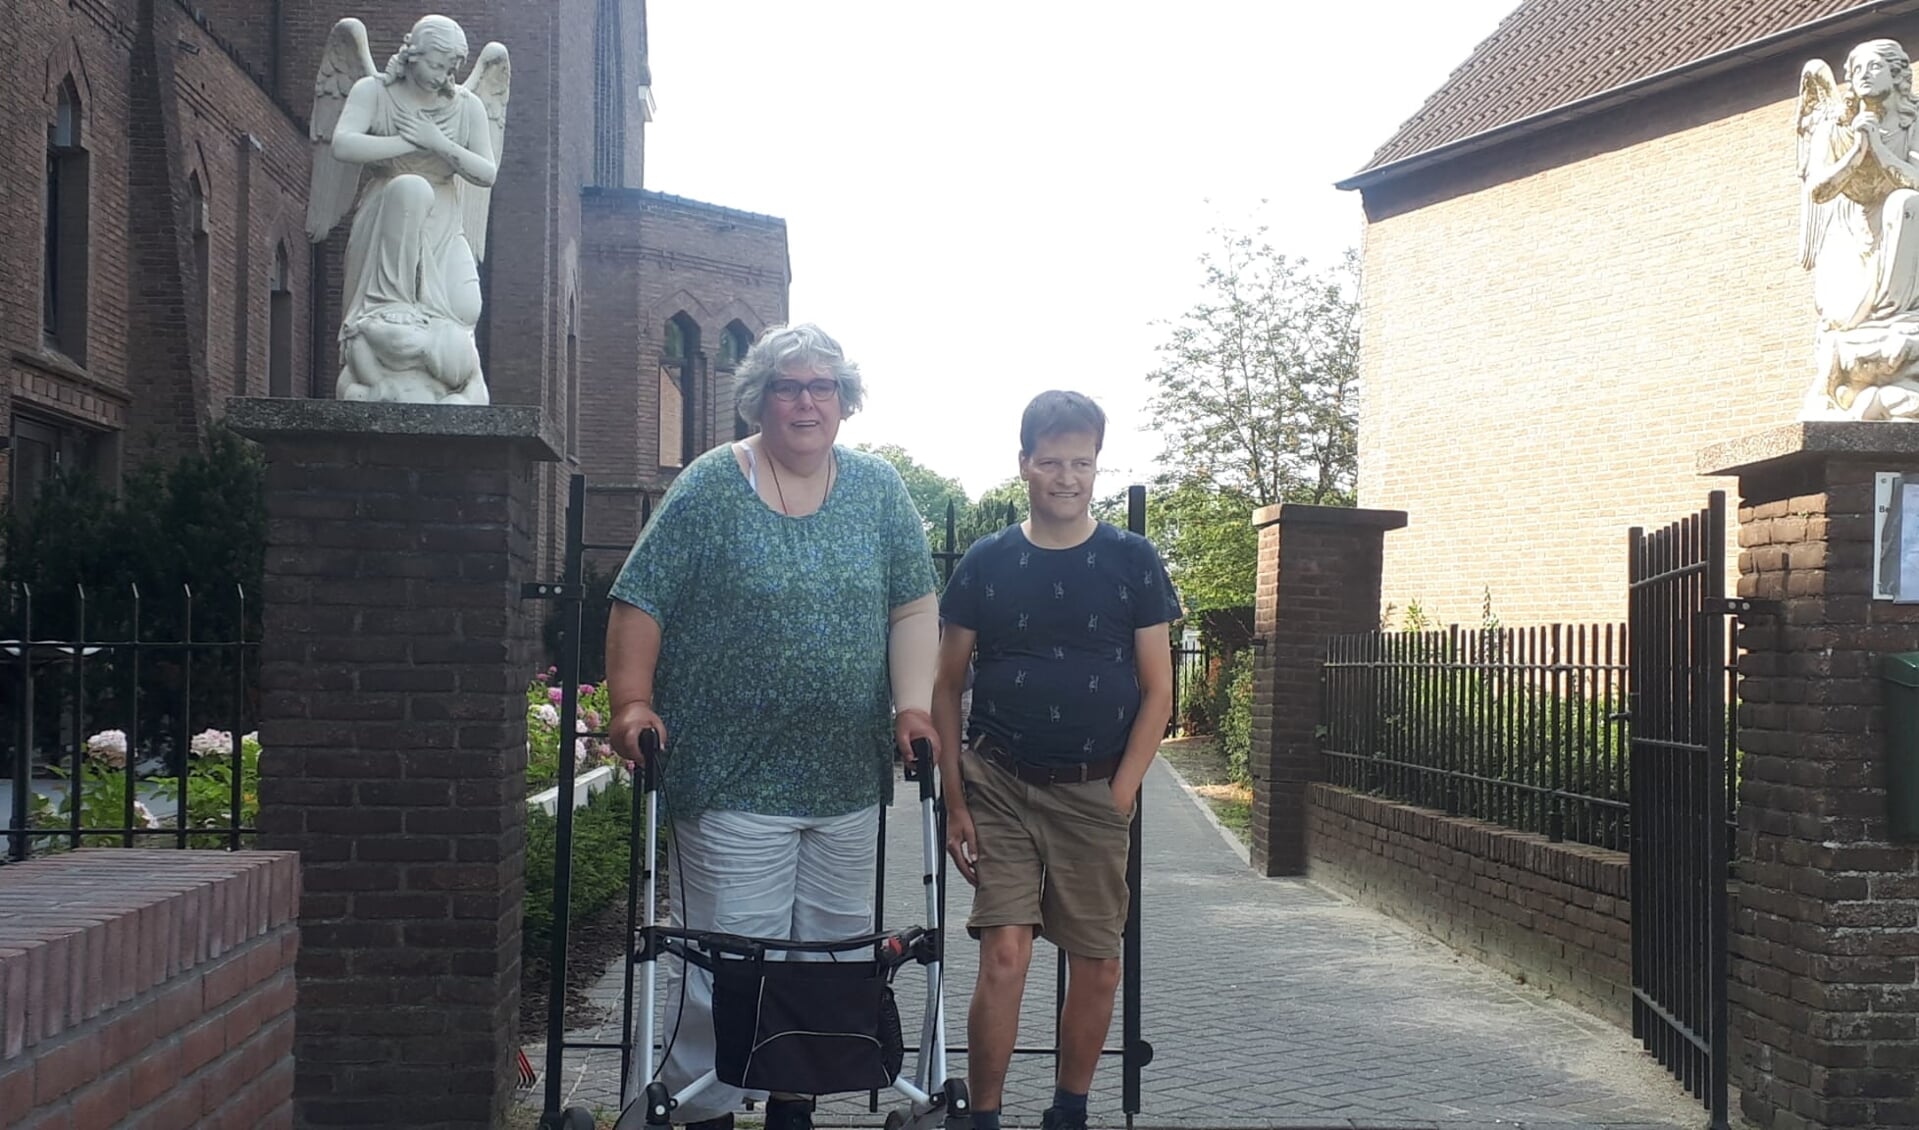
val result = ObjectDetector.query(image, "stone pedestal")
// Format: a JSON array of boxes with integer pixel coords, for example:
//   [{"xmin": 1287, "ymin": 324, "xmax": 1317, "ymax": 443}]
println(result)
[
  {"xmin": 1700, "ymin": 423, "xmax": 1919, "ymax": 1130},
  {"xmin": 1248, "ymin": 503, "xmax": 1406, "ymax": 877},
  {"xmin": 228, "ymin": 398, "xmax": 560, "ymax": 1130}
]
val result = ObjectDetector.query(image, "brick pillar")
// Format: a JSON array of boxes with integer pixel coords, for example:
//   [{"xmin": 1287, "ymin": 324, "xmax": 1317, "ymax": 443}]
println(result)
[
  {"xmin": 227, "ymin": 398, "xmax": 560, "ymax": 1130},
  {"xmin": 1248, "ymin": 503, "xmax": 1406, "ymax": 877},
  {"xmin": 1702, "ymin": 423, "xmax": 1919, "ymax": 1130}
]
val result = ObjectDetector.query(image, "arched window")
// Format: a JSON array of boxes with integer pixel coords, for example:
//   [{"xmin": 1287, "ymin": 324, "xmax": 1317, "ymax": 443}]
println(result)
[
  {"xmin": 43, "ymin": 79, "xmax": 90, "ymax": 361},
  {"xmin": 718, "ymin": 321, "xmax": 752, "ymax": 369},
  {"xmin": 188, "ymin": 174, "xmax": 210, "ymax": 345},
  {"xmin": 566, "ymin": 299, "xmax": 580, "ymax": 459},
  {"xmin": 268, "ymin": 244, "xmax": 294, "ymax": 396},
  {"xmin": 659, "ymin": 313, "xmax": 700, "ymax": 469}
]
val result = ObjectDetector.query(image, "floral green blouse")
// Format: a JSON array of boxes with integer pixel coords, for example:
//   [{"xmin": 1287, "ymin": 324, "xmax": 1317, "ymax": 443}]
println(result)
[{"xmin": 609, "ymin": 444, "xmax": 936, "ymax": 821}]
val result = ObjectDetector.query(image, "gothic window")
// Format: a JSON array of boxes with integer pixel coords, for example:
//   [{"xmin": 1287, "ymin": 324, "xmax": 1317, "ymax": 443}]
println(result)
[
  {"xmin": 659, "ymin": 313, "xmax": 699, "ymax": 469},
  {"xmin": 269, "ymin": 244, "xmax": 294, "ymax": 396},
  {"xmin": 188, "ymin": 174, "xmax": 210, "ymax": 344},
  {"xmin": 721, "ymin": 322, "xmax": 755, "ymax": 440},
  {"xmin": 43, "ymin": 80, "xmax": 90, "ymax": 362},
  {"xmin": 718, "ymin": 321, "xmax": 752, "ymax": 369}
]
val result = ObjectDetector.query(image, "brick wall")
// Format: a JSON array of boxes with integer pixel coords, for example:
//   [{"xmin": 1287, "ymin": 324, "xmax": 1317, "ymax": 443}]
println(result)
[
  {"xmin": 3, "ymin": 0, "xmax": 140, "ymax": 496},
  {"xmin": 1702, "ymin": 428, "xmax": 1919, "ymax": 1129},
  {"xmin": 236, "ymin": 400, "xmax": 553, "ymax": 1128},
  {"xmin": 0, "ymin": 850, "xmax": 301, "ymax": 1130},
  {"xmin": 577, "ymin": 188, "xmax": 790, "ymax": 554},
  {"xmin": 1352, "ymin": 16, "xmax": 1919, "ymax": 628},
  {"xmin": 1248, "ymin": 503, "xmax": 1404, "ymax": 876},
  {"xmin": 2, "ymin": 0, "xmax": 310, "ymax": 488},
  {"xmin": 1306, "ymin": 785, "xmax": 1634, "ymax": 1027}
]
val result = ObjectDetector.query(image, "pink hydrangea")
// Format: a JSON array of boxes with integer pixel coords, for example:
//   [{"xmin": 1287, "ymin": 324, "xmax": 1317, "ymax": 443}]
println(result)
[
  {"xmin": 189, "ymin": 729, "xmax": 232, "ymax": 758},
  {"xmin": 583, "ymin": 708, "xmax": 602, "ymax": 731},
  {"xmin": 547, "ymin": 687, "xmax": 563, "ymax": 704},
  {"xmin": 533, "ymin": 703, "xmax": 560, "ymax": 728}
]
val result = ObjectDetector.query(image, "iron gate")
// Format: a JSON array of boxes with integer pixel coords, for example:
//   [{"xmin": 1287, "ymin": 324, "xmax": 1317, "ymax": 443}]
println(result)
[{"xmin": 1626, "ymin": 490, "xmax": 1735, "ymax": 1130}]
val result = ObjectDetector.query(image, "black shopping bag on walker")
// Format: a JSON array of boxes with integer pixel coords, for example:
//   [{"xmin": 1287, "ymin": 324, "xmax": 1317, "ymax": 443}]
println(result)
[{"xmin": 709, "ymin": 955, "xmax": 904, "ymax": 1094}]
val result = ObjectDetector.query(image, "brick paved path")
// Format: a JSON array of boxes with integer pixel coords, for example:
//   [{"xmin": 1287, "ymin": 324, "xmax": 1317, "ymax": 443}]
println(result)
[{"xmin": 521, "ymin": 760, "xmax": 1711, "ymax": 1129}]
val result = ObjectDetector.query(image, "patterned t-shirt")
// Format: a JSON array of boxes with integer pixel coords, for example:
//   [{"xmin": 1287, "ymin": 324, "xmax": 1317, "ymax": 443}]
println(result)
[
  {"xmin": 609, "ymin": 444, "xmax": 937, "ymax": 821},
  {"xmin": 941, "ymin": 523, "xmax": 1181, "ymax": 767}
]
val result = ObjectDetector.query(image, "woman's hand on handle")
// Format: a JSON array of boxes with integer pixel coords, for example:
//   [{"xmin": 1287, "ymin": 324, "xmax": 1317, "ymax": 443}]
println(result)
[
  {"xmin": 894, "ymin": 708, "xmax": 938, "ymax": 772},
  {"xmin": 610, "ymin": 700, "xmax": 667, "ymax": 770}
]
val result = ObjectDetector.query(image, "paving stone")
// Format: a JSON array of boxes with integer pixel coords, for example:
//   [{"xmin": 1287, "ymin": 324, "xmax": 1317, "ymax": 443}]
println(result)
[{"xmin": 518, "ymin": 760, "xmax": 1718, "ymax": 1129}]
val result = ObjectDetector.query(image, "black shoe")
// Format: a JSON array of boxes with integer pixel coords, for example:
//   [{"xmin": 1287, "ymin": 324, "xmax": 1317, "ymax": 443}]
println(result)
[
  {"xmin": 1040, "ymin": 1108, "xmax": 1088, "ymax": 1130},
  {"xmin": 684, "ymin": 1117, "xmax": 734, "ymax": 1130},
  {"xmin": 766, "ymin": 1098, "xmax": 815, "ymax": 1130}
]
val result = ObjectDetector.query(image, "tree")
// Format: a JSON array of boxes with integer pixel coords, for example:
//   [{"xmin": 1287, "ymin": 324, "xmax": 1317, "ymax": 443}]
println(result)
[
  {"xmin": 1145, "ymin": 480, "xmax": 1260, "ymax": 613},
  {"xmin": 1142, "ymin": 226, "xmax": 1359, "ymax": 611},
  {"xmin": 857, "ymin": 443, "xmax": 969, "ymax": 537},
  {"xmin": 1147, "ymin": 230, "xmax": 1358, "ymax": 509}
]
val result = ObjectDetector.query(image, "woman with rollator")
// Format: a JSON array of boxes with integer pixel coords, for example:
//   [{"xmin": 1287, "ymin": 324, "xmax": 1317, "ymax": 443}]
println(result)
[{"xmin": 606, "ymin": 322, "xmax": 941, "ymax": 1130}]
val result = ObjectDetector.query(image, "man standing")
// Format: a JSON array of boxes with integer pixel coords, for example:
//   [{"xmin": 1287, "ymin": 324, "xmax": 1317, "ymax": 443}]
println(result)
[{"xmin": 932, "ymin": 391, "xmax": 1179, "ymax": 1130}]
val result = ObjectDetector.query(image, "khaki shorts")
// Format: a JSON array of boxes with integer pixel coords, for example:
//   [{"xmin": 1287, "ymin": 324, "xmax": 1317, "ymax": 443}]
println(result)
[{"xmin": 958, "ymin": 748, "xmax": 1133, "ymax": 959}]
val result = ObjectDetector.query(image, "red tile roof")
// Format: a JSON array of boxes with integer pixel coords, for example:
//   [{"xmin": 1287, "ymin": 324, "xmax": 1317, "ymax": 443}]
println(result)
[{"xmin": 1347, "ymin": 0, "xmax": 1887, "ymax": 186}]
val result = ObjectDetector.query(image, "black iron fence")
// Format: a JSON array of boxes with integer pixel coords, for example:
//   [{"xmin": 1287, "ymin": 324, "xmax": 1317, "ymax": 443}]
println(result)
[
  {"xmin": 2, "ymin": 582, "xmax": 258, "ymax": 861},
  {"xmin": 1321, "ymin": 624, "xmax": 1631, "ymax": 851}
]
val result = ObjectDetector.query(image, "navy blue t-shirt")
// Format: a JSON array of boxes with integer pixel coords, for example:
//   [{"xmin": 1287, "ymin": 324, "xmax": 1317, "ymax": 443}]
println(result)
[{"xmin": 941, "ymin": 523, "xmax": 1182, "ymax": 767}]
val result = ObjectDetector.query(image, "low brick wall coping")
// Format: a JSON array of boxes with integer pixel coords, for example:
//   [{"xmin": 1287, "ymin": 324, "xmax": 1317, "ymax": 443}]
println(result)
[
  {"xmin": 1251, "ymin": 503, "xmax": 1409, "ymax": 530},
  {"xmin": 0, "ymin": 849, "xmax": 299, "ymax": 1062},
  {"xmin": 224, "ymin": 397, "xmax": 562, "ymax": 461},
  {"xmin": 1697, "ymin": 420, "xmax": 1919, "ymax": 477}
]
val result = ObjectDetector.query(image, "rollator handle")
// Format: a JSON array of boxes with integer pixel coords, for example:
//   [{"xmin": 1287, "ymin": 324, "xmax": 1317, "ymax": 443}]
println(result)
[
  {"xmin": 636, "ymin": 727, "xmax": 661, "ymax": 789},
  {"xmin": 904, "ymin": 738, "xmax": 936, "ymax": 801}
]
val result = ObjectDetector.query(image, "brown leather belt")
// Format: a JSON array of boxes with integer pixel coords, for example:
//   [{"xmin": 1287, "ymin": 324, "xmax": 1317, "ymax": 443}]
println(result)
[{"xmin": 972, "ymin": 733, "xmax": 1119, "ymax": 786}]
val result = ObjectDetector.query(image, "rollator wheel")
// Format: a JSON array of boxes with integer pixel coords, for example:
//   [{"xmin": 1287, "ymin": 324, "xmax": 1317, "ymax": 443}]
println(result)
[
  {"xmin": 884, "ymin": 1111, "xmax": 906, "ymax": 1130},
  {"xmin": 562, "ymin": 1107, "xmax": 597, "ymax": 1130},
  {"xmin": 942, "ymin": 1078, "xmax": 972, "ymax": 1130}
]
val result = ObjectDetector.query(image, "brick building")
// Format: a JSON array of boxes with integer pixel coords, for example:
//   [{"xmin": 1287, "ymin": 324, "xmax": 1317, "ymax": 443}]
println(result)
[
  {"xmin": 1341, "ymin": 0, "xmax": 1912, "ymax": 625},
  {"xmin": 3, "ymin": 0, "xmax": 788, "ymax": 570}
]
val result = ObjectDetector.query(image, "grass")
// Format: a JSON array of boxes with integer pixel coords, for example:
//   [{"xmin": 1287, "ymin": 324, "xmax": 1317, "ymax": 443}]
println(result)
[{"xmin": 1157, "ymin": 735, "xmax": 1251, "ymax": 845}]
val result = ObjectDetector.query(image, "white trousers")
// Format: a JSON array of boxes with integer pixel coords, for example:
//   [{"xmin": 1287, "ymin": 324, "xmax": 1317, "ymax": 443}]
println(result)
[{"xmin": 647, "ymin": 804, "xmax": 880, "ymax": 1122}]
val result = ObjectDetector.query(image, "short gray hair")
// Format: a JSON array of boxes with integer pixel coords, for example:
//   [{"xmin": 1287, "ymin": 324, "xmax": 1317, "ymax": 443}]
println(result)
[{"xmin": 734, "ymin": 323, "xmax": 866, "ymax": 428}]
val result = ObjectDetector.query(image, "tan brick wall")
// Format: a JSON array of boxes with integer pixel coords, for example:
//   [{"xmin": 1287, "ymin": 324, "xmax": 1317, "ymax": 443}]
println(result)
[{"xmin": 1353, "ymin": 20, "xmax": 1919, "ymax": 626}]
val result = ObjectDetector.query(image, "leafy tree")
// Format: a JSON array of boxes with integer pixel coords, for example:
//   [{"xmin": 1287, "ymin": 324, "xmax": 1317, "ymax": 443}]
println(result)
[
  {"xmin": 858, "ymin": 448, "xmax": 1024, "ymax": 583},
  {"xmin": 1146, "ymin": 229, "xmax": 1358, "ymax": 509},
  {"xmin": 1146, "ymin": 480, "xmax": 1259, "ymax": 612},
  {"xmin": 1142, "ymin": 226, "xmax": 1359, "ymax": 612},
  {"xmin": 856, "ymin": 443, "xmax": 969, "ymax": 536}
]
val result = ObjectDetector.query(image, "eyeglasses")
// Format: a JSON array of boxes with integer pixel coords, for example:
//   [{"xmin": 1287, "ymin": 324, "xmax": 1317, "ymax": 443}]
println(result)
[{"xmin": 769, "ymin": 378, "xmax": 840, "ymax": 403}]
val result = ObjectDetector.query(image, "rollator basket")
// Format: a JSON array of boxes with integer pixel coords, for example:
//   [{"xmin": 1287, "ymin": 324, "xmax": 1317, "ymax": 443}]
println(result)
[{"xmin": 709, "ymin": 951, "xmax": 905, "ymax": 1093}]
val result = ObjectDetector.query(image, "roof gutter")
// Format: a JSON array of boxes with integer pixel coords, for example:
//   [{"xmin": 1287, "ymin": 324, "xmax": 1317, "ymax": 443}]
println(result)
[{"xmin": 1336, "ymin": 0, "xmax": 1919, "ymax": 192}]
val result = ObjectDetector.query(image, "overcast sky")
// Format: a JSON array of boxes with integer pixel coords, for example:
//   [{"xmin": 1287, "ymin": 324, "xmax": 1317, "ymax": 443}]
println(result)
[{"xmin": 645, "ymin": 1, "xmax": 1520, "ymax": 496}]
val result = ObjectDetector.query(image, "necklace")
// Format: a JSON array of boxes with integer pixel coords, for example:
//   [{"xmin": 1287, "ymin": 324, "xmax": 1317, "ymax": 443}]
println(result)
[{"xmin": 766, "ymin": 449, "xmax": 835, "ymax": 516}]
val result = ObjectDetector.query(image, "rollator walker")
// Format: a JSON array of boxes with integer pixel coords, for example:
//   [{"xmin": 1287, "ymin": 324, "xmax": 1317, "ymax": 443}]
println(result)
[{"xmin": 576, "ymin": 734, "xmax": 970, "ymax": 1130}]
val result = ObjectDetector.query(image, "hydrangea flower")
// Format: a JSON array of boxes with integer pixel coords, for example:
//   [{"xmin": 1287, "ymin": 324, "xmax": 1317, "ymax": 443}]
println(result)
[
  {"xmin": 85, "ymin": 730, "xmax": 128, "ymax": 770},
  {"xmin": 533, "ymin": 703, "xmax": 560, "ymax": 728},
  {"xmin": 547, "ymin": 686, "xmax": 564, "ymax": 704},
  {"xmin": 190, "ymin": 729, "xmax": 233, "ymax": 758}
]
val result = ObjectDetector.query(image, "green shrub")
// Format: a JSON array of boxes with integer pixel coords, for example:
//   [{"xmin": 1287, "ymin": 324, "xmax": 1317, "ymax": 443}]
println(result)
[
  {"xmin": 524, "ymin": 777, "xmax": 636, "ymax": 956},
  {"xmin": 1217, "ymin": 654, "xmax": 1253, "ymax": 785}
]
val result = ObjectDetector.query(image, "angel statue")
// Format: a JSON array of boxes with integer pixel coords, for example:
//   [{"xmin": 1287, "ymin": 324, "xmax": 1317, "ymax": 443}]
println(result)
[
  {"xmin": 1796, "ymin": 38, "xmax": 1919, "ymax": 420},
  {"xmin": 306, "ymin": 15, "xmax": 509, "ymax": 405}
]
